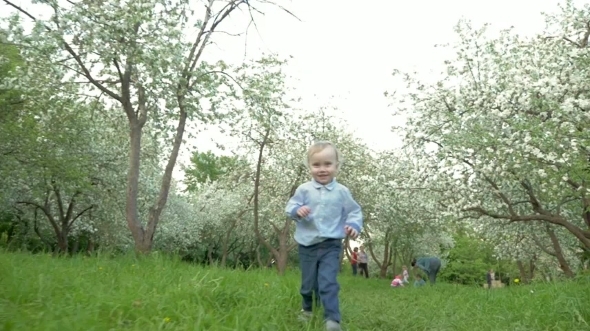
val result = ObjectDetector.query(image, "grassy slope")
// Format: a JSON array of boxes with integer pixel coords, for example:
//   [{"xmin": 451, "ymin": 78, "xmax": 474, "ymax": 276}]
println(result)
[{"xmin": 0, "ymin": 252, "xmax": 588, "ymax": 331}]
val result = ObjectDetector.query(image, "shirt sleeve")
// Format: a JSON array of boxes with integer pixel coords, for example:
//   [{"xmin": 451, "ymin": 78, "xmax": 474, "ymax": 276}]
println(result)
[
  {"xmin": 342, "ymin": 187, "xmax": 363, "ymax": 233},
  {"xmin": 285, "ymin": 185, "xmax": 306, "ymax": 221}
]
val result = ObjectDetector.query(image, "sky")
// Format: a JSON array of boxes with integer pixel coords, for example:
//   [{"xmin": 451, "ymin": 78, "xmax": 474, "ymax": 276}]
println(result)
[
  {"xmin": 1, "ymin": 0, "xmax": 587, "ymax": 173},
  {"xmin": 196, "ymin": 0, "xmax": 570, "ymax": 145},
  {"xmin": 181, "ymin": 0, "xmax": 582, "ymax": 167}
]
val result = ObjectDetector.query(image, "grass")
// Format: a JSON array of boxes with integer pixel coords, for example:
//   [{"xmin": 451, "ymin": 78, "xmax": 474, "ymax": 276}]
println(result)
[{"xmin": 0, "ymin": 252, "xmax": 589, "ymax": 331}]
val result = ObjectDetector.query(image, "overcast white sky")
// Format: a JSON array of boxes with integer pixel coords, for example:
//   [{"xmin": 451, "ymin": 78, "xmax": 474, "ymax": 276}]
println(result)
[
  {"xmin": 187, "ymin": 0, "xmax": 583, "ymax": 163},
  {"xmin": 205, "ymin": 0, "xmax": 573, "ymax": 143},
  {"xmin": 2, "ymin": 0, "xmax": 587, "ymax": 172}
]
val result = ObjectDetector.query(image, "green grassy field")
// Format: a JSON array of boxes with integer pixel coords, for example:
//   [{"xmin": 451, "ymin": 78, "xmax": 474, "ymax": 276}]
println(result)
[{"xmin": 0, "ymin": 252, "xmax": 589, "ymax": 331}]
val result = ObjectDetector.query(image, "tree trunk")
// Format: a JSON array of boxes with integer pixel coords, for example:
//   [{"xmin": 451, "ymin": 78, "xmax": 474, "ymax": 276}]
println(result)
[
  {"xmin": 125, "ymin": 123, "xmax": 146, "ymax": 252},
  {"xmin": 516, "ymin": 258, "xmax": 536, "ymax": 284},
  {"xmin": 220, "ymin": 208, "xmax": 249, "ymax": 268},
  {"xmin": 252, "ymin": 127, "xmax": 272, "ymax": 264},
  {"xmin": 72, "ymin": 237, "xmax": 79, "ymax": 254},
  {"xmin": 516, "ymin": 260, "xmax": 527, "ymax": 283},
  {"xmin": 144, "ymin": 104, "xmax": 187, "ymax": 251},
  {"xmin": 339, "ymin": 242, "xmax": 346, "ymax": 272},
  {"xmin": 391, "ymin": 250, "xmax": 398, "ymax": 277},
  {"xmin": 344, "ymin": 237, "xmax": 353, "ymax": 259},
  {"xmin": 19, "ymin": 187, "xmax": 92, "ymax": 255},
  {"xmin": 582, "ymin": 197, "xmax": 590, "ymax": 229},
  {"xmin": 256, "ymin": 244, "xmax": 264, "ymax": 268},
  {"xmin": 251, "ymin": 127, "xmax": 299, "ymax": 275},
  {"xmin": 273, "ymin": 221, "xmax": 298, "ymax": 275},
  {"xmin": 529, "ymin": 259, "xmax": 536, "ymax": 281},
  {"xmin": 546, "ymin": 225, "xmax": 575, "ymax": 278},
  {"xmin": 125, "ymin": 101, "xmax": 188, "ymax": 254},
  {"xmin": 379, "ymin": 240, "xmax": 390, "ymax": 279},
  {"xmin": 207, "ymin": 244, "xmax": 215, "ymax": 265},
  {"xmin": 56, "ymin": 232, "xmax": 68, "ymax": 254},
  {"xmin": 87, "ymin": 238, "xmax": 95, "ymax": 254},
  {"xmin": 276, "ymin": 234, "xmax": 290, "ymax": 275},
  {"xmin": 365, "ymin": 228, "xmax": 393, "ymax": 278},
  {"xmin": 363, "ymin": 227, "xmax": 382, "ymax": 276}
]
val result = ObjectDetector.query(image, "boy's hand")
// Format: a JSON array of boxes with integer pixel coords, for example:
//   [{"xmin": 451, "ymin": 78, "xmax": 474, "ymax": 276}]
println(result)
[
  {"xmin": 344, "ymin": 225, "xmax": 358, "ymax": 239},
  {"xmin": 297, "ymin": 206, "xmax": 311, "ymax": 218}
]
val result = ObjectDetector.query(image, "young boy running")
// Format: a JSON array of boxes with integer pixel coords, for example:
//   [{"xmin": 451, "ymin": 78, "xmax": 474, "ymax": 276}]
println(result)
[{"xmin": 286, "ymin": 141, "xmax": 363, "ymax": 331}]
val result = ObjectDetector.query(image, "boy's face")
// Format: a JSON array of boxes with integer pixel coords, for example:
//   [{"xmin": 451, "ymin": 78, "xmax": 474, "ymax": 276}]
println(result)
[{"xmin": 308, "ymin": 147, "xmax": 338, "ymax": 185}]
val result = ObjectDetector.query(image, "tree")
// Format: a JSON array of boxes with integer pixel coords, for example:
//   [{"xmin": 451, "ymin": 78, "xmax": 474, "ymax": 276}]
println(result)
[
  {"xmin": 0, "ymin": 28, "xmax": 162, "ymax": 254},
  {"xmin": 439, "ymin": 233, "xmax": 496, "ymax": 285},
  {"xmin": 388, "ymin": 2, "xmax": 590, "ymax": 266},
  {"xmin": 228, "ymin": 55, "xmax": 295, "ymax": 275},
  {"xmin": 350, "ymin": 149, "xmax": 453, "ymax": 278},
  {"xmin": 182, "ymin": 150, "xmax": 245, "ymax": 192},
  {"xmin": 3, "ymin": 0, "xmax": 296, "ymax": 253},
  {"xmin": 0, "ymin": 31, "xmax": 23, "ymax": 126}
]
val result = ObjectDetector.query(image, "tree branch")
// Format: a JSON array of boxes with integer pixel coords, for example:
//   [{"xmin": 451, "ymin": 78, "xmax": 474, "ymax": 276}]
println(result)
[
  {"xmin": 16, "ymin": 200, "xmax": 60, "ymax": 236},
  {"xmin": 3, "ymin": 0, "xmax": 122, "ymax": 102},
  {"xmin": 67, "ymin": 204, "xmax": 94, "ymax": 231},
  {"xmin": 33, "ymin": 207, "xmax": 54, "ymax": 248}
]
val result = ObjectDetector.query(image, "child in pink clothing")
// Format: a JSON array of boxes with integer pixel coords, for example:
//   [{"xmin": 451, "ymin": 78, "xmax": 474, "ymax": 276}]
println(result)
[{"xmin": 391, "ymin": 275, "xmax": 404, "ymax": 287}]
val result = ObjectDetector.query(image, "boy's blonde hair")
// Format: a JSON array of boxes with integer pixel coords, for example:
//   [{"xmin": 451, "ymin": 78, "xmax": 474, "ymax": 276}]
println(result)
[{"xmin": 306, "ymin": 141, "xmax": 341, "ymax": 169}]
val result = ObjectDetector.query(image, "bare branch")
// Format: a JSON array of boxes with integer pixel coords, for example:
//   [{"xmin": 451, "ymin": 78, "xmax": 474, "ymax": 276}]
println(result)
[
  {"xmin": 67, "ymin": 205, "xmax": 94, "ymax": 230},
  {"xmin": 190, "ymin": 70, "xmax": 244, "ymax": 91},
  {"xmin": 16, "ymin": 200, "xmax": 60, "ymax": 236},
  {"xmin": 2, "ymin": 1, "xmax": 37, "ymax": 21},
  {"xmin": 581, "ymin": 21, "xmax": 590, "ymax": 47},
  {"xmin": 33, "ymin": 207, "xmax": 54, "ymax": 248},
  {"xmin": 520, "ymin": 179, "xmax": 548, "ymax": 214},
  {"xmin": 184, "ymin": 0, "xmax": 217, "ymax": 79},
  {"xmin": 531, "ymin": 231, "xmax": 556, "ymax": 257},
  {"xmin": 203, "ymin": 30, "xmax": 245, "ymax": 37},
  {"xmin": 52, "ymin": 184, "xmax": 66, "ymax": 223},
  {"xmin": 64, "ymin": 191, "xmax": 83, "ymax": 226}
]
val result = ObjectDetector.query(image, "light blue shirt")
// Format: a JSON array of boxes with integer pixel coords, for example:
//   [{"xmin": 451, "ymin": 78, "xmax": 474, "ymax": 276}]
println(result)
[{"xmin": 285, "ymin": 179, "xmax": 363, "ymax": 246}]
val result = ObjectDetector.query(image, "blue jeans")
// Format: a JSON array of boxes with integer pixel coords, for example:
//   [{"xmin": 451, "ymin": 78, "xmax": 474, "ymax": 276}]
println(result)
[
  {"xmin": 351, "ymin": 263, "xmax": 358, "ymax": 276},
  {"xmin": 298, "ymin": 238, "xmax": 342, "ymax": 323},
  {"xmin": 427, "ymin": 258, "xmax": 441, "ymax": 284}
]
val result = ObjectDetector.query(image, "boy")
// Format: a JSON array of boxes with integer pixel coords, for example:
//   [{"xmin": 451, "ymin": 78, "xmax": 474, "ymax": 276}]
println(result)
[
  {"xmin": 414, "ymin": 274, "xmax": 426, "ymax": 287},
  {"xmin": 286, "ymin": 141, "xmax": 363, "ymax": 331},
  {"xmin": 411, "ymin": 256, "xmax": 442, "ymax": 285}
]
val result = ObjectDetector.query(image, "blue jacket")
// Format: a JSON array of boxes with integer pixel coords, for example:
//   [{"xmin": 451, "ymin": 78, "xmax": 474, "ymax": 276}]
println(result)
[
  {"xmin": 285, "ymin": 179, "xmax": 363, "ymax": 246},
  {"xmin": 415, "ymin": 257, "xmax": 440, "ymax": 274}
]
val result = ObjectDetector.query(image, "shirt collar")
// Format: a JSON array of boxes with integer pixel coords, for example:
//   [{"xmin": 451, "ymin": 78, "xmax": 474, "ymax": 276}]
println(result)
[{"xmin": 311, "ymin": 178, "xmax": 337, "ymax": 190}]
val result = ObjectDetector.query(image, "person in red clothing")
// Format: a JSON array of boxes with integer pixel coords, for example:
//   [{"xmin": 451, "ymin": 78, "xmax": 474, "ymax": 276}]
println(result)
[{"xmin": 350, "ymin": 247, "xmax": 359, "ymax": 276}]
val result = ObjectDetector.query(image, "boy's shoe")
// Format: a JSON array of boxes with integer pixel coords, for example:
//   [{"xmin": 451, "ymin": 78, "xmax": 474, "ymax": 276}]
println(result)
[
  {"xmin": 325, "ymin": 320, "xmax": 342, "ymax": 331},
  {"xmin": 298, "ymin": 310, "xmax": 313, "ymax": 322}
]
